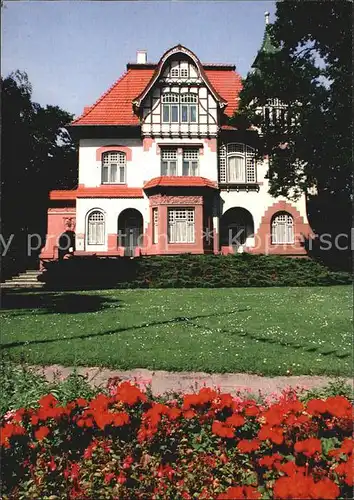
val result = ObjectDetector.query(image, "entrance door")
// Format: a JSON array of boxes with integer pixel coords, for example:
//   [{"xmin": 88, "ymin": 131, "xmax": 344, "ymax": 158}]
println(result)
[{"xmin": 118, "ymin": 209, "xmax": 143, "ymax": 257}]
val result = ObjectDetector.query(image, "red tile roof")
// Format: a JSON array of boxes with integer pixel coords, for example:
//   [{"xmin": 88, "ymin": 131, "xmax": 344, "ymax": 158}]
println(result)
[
  {"xmin": 72, "ymin": 67, "xmax": 242, "ymax": 126},
  {"xmin": 143, "ymin": 176, "xmax": 218, "ymax": 190},
  {"xmin": 49, "ymin": 190, "xmax": 77, "ymax": 200},
  {"xmin": 49, "ymin": 186, "xmax": 144, "ymax": 199}
]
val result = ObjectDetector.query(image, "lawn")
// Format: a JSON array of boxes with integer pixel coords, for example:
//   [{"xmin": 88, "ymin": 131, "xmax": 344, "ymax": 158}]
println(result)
[{"xmin": 1, "ymin": 286, "xmax": 352, "ymax": 376}]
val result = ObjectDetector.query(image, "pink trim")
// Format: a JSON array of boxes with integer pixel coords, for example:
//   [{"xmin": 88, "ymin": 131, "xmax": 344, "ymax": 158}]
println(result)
[
  {"xmin": 253, "ymin": 201, "xmax": 313, "ymax": 255},
  {"xmin": 96, "ymin": 145, "xmax": 132, "ymax": 161},
  {"xmin": 143, "ymin": 138, "xmax": 154, "ymax": 152},
  {"xmin": 204, "ymin": 138, "xmax": 217, "ymax": 152}
]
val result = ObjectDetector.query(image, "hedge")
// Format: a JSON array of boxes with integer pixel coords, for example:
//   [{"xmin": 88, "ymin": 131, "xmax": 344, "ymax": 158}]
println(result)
[
  {"xmin": 40, "ymin": 254, "xmax": 352, "ymax": 289},
  {"xmin": 1, "ymin": 381, "xmax": 353, "ymax": 499}
]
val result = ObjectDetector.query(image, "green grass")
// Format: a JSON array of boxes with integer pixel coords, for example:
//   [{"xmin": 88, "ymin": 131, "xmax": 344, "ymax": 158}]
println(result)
[{"xmin": 1, "ymin": 286, "xmax": 352, "ymax": 376}]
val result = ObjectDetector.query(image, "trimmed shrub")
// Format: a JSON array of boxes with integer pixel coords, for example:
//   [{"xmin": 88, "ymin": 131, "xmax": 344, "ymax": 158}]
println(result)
[{"xmin": 40, "ymin": 254, "xmax": 352, "ymax": 290}]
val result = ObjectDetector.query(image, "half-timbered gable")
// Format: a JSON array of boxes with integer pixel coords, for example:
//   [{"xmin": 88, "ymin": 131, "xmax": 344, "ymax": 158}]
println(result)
[{"xmin": 134, "ymin": 46, "xmax": 225, "ymax": 138}]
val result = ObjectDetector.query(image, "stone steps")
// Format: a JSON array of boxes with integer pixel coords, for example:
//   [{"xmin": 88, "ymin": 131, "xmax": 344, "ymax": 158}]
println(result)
[{"xmin": 1, "ymin": 270, "xmax": 44, "ymax": 289}]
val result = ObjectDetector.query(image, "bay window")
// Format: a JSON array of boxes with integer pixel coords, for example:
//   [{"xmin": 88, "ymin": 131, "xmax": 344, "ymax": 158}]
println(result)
[{"xmin": 168, "ymin": 208, "xmax": 195, "ymax": 243}]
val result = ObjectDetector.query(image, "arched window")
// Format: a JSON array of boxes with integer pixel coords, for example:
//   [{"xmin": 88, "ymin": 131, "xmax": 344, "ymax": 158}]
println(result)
[
  {"xmin": 162, "ymin": 93, "xmax": 198, "ymax": 123},
  {"xmin": 271, "ymin": 212, "xmax": 294, "ymax": 244},
  {"xmin": 87, "ymin": 210, "xmax": 105, "ymax": 245},
  {"xmin": 219, "ymin": 143, "xmax": 256, "ymax": 184},
  {"xmin": 102, "ymin": 151, "xmax": 126, "ymax": 184}
]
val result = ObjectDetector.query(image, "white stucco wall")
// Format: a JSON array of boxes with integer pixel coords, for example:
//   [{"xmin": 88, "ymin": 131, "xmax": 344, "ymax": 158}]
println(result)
[
  {"xmin": 76, "ymin": 140, "xmax": 309, "ymax": 252},
  {"xmin": 78, "ymin": 137, "xmax": 219, "ymax": 187},
  {"xmin": 75, "ymin": 196, "xmax": 148, "ymax": 251}
]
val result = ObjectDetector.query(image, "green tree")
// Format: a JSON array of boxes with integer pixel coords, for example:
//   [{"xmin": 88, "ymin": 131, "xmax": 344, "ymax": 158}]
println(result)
[
  {"xmin": 1, "ymin": 71, "xmax": 77, "ymax": 275},
  {"xmin": 232, "ymin": 1, "xmax": 352, "ymax": 268}
]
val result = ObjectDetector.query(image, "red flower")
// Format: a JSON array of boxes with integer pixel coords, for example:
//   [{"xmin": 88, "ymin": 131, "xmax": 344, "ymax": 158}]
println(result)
[
  {"xmin": 306, "ymin": 398, "xmax": 327, "ymax": 415},
  {"xmin": 226, "ymin": 413, "xmax": 245, "ymax": 428},
  {"xmin": 258, "ymin": 425, "xmax": 284, "ymax": 444},
  {"xmin": 258, "ymin": 453, "xmax": 283, "ymax": 468},
  {"xmin": 212, "ymin": 420, "xmax": 234, "ymax": 438},
  {"xmin": 30, "ymin": 415, "xmax": 39, "ymax": 426},
  {"xmin": 112, "ymin": 411, "xmax": 130, "ymax": 427},
  {"xmin": 275, "ymin": 460, "xmax": 305, "ymax": 477},
  {"xmin": 243, "ymin": 486, "xmax": 262, "ymax": 499},
  {"xmin": 217, "ymin": 486, "xmax": 261, "ymax": 500},
  {"xmin": 309, "ymin": 477, "xmax": 340, "ymax": 499},
  {"xmin": 115, "ymin": 381, "xmax": 147, "ymax": 406},
  {"xmin": 104, "ymin": 472, "xmax": 115, "ymax": 484},
  {"xmin": 34, "ymin": 426, "xmax": 50, "ymax": 441},
  {"xmin": 169, "ymin": 407, "xmax": 182, "ymax": 420},
  {"xmin": 237, "ymin": 439, "xmax": 261, "ymax": 453},
  {"xmin": 39, "ymin": 394, "xmax": 58, "ymax": 408},
  {"xmin": 75, "ymin": 398, "xmax": 88, "ymax": 407},
  {"xmin": 184, "ymin": 409, "xmax": 196, "ymax": 419},
  {"xmin": 123, "ymin": 455, "xmax": 134, "ymax": 469},
  {"xmin": 217, "ymin": 486, "xmax": 245, "ymax": 499},
  {"xmin": 335, "ymin": 456, "xmax": 354, "ymax": 486},
  {"xmin": 245, "ymin": 405, "xmax": 260, "ymax": 417},
  {"xmin": 294, "ymin": 438, "xmax": 322, "ymax": 457},
  {"xmin": 48, "ymin": 457, "xmax": 57, "ymax": 472},
  {"xmin": 0, "ymin": 423, "xmax": 26, "ymax": 448},
  {"xmin": 325, "ymin": 396, "xmax": 352, "ymax": 419},
  {"xmin": 273, "ymin": 474, "xmax": 313, "ymax": 499}
]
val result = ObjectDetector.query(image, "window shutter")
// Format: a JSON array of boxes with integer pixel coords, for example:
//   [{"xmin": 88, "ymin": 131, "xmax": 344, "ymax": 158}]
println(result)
[{"xmin": 219, "ymin": 145, "xmax": 227, "ymax": 183}]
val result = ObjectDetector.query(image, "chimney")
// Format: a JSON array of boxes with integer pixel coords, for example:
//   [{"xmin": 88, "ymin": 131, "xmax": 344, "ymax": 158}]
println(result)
[
  {"xmin": 136, "ymin": 50, "xmax": 147, "ymax": 64},
  {"xmin": 264, "ymin": 11, "xmax": 270, "ymax": 25}
]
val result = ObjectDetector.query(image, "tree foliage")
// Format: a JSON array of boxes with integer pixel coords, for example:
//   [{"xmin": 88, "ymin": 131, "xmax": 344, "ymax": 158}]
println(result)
[
  {"xmin": 1, "ymin": 71, "xmax": 78, "ymax": 274},
  {"xmin": 232, "ymin": 0, "xmax": 352, "ymax": 248}
]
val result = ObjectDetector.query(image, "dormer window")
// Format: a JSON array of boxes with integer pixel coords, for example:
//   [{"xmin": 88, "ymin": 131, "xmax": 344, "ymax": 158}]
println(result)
[
  {"xmin": 102, "ymin": 151, "xmax": 126, "ymax": 184},
  {"xmin": 162, "ymin": 93, "xmax": 198, "ymax": 123}
]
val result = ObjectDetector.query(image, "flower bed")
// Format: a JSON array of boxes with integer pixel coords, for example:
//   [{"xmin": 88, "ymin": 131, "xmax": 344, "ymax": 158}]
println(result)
[{"xmin": 1, "ymin": 382, "xmax": 353, "ymax": 499}]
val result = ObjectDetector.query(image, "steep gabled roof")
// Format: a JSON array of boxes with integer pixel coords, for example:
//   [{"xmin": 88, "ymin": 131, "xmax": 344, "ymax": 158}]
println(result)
[{"xmin": 72, "ymin": 46, "xmax": 242, "ymax": 126}]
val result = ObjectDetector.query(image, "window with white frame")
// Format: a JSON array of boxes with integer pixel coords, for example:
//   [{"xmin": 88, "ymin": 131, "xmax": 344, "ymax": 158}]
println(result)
[
  {"xmin": 162, "ymin": 93, "xmax": 197, "ymax": 123},
  {"xmin": 180, "ymin": 94, "xmax": 197, "ymax": 123},
  {"xmin": 161, "ymin": 149, "xmax": 177, "ymax": 175},
  {"xmin": 102, "ymin": 151, "xmax": 126, "ymax": 184},
  {"xmin": 87, "ymin": 211, "xmax": 105, "ymax": 245},
  {"xmin": 169, "ymin": 67, "xmax": 189, "ymax": 78},
  {"xmin": 219, "ymin": 143, "xmax": 256, "ymax": 184},
  {"xmin": 182, "ymin": 149, "xmax": 199, "ymax": 176},
  {"xmin": 153, "ymin": 208, "xmax": 158, "ymax": 244},
  {"xmin": 271, "ymin": 212, "xmax": 294, "ymax": 244},
  {"xmin": 168, "ymin": 208, "xmax": 195, "ymax": 243}
]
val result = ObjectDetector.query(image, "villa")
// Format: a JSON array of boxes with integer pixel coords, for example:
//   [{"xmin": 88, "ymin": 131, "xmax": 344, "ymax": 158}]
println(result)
[{"xmin": 40, "ymin": 22, "xmax": 311, "ymax": 263}]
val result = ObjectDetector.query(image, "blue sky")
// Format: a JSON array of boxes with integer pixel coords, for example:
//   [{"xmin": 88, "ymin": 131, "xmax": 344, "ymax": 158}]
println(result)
[{"xmin": 2, "ymin": 1, "xmax": 276, "ymax": 118}]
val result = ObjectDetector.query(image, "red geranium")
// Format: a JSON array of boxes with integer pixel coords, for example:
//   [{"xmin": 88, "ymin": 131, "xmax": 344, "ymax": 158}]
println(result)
[
  {"xmin": 294, "ymin": 438, "xmax": 322, "ymax": 457},
  {"xmin": 237, "ymin": 439, "xmax": 261, "ymax": 453},
  {"xmin": 34, "ymin": 426, "xmax": 50, "ymax": 441},
  {"xmin": 258, "ymin": 425, "xmax": 284, "ymax": 444}
]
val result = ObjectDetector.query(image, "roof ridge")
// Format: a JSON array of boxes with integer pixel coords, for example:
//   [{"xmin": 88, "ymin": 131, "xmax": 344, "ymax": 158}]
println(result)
[{"xmin": 72, "ymin": 69, "xmax": 131, "ymax": 124}]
